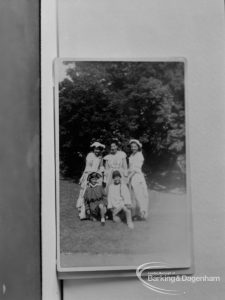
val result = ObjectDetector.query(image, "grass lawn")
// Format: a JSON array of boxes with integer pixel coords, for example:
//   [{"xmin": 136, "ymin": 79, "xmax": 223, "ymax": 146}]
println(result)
[{"xmin": 60, "ymin": 179, "xmax": 189, "ymax": 258}]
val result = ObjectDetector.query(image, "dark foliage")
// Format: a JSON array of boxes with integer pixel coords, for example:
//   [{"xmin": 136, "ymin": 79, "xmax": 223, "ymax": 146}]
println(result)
[{"xmin": 59, "ymin": 61, "xmax": 185, "ymax": 179}]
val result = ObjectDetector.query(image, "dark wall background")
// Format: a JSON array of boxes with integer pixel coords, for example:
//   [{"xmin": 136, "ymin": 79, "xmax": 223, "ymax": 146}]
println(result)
[{"xmin": 0, "ymin": 1, "xmax": 41, "ymax": 299}]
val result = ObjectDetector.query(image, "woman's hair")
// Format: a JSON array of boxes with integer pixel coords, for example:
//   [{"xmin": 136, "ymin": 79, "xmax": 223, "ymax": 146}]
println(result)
[{"xmin": 110, "ymin": 138, "xmax": 120, "ymax": 147}]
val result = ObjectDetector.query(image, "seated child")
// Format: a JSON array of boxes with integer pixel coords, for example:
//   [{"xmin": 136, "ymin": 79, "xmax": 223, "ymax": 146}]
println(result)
[
  {"xmin": 84, "ymin": 172, "xmax": 107, "ymax": 225},
  {"xmin": 107, "ymin": 170, "xmax": 134, "ymax": 229}
]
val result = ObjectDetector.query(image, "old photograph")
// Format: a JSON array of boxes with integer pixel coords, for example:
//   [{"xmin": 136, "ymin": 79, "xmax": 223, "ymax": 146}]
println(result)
[{"xmin": 55, "ymin": 59, "xmax": 191, "ymax": 272}]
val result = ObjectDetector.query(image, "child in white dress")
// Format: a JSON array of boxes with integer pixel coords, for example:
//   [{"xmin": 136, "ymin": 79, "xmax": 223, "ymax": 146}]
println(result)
[{"xmin": 107, "ymin": 170, "xmax": 134, "ymax": 229}]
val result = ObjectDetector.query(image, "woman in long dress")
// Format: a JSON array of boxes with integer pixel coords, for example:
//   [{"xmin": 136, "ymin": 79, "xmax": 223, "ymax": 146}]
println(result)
[
  {"xmin": 103, "ymin": 140, "xmax": 128, "ymax": 192},
  {"xmin": 76, "ymin": 142, "xmax": 105, "ymax": 219},
  {"xmin": 128, "ymin": 139, "xmax": 149, "ymax": 220}
]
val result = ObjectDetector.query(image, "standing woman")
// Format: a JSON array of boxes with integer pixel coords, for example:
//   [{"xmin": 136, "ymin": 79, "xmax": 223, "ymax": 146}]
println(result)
[
  {"xmin": 103, "ymin": 140, "xmax": 128, "ymax": 192},
  {"xmin": 128, "ymin": 139, "xmax": 149, "ymax": 220},
  {"xmin": 76, "ymin": 142, "xmax": 105, "ymax": 219}
]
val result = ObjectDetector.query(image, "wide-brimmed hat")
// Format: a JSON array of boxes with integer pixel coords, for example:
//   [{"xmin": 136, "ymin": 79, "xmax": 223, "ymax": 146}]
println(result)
[
  {"xmin": 87, "ymin": 172, "xmax": 102, "ymax": 181},
  {"xmin": 90, "ymin": 142, "xmax": 105, "ymax": 149},
  {"xmin": 129, "ymin": 139, "xmax": 142, "ymax": 149}
]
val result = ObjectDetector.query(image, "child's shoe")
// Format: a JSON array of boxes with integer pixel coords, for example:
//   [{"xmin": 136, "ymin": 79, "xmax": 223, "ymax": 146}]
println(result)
[{"xmin": 101, "ymin": 217, "xmax": 105, "ymax": 226}]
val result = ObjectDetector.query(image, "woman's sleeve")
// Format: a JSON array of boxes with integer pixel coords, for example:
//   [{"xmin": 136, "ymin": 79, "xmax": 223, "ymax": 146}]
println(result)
[
  {"xmin": 121, "ymin": 151, "xmax": 126, "ymax": 159},
  {"xmin": 103, "ymin": 154, "xmax": 109, "ymax": 161}
]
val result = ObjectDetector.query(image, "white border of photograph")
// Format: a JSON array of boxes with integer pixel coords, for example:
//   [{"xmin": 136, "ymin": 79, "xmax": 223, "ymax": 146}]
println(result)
[{"xmin": 54, "ymin": 57, "xmax": 193, "ymax": 277}]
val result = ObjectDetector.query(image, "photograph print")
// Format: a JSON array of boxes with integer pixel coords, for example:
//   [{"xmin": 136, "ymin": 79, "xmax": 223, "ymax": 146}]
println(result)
[{"xmin": 55, "ymin": 59, "xmax": 192, "ymax": 273}]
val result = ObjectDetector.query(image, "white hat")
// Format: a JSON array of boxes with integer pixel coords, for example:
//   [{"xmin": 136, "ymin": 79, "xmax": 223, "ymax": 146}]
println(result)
[
  {"xmin": 129, "ymin": 139, "xmax": 142, "ymax": 148},
  {"xmin": 90, "ymin": 142, "xmax": 105, "ymax": 149}
]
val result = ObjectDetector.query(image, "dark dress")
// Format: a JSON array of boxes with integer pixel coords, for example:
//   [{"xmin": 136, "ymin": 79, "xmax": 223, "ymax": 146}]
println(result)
[{"xmin": 84, "ymin": 184, "xmax": 107, "ymax": 219}]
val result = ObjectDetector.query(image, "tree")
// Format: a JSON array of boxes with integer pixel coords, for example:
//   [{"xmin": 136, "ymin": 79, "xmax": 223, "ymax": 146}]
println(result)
[{"xmin": 59, "ymin": 61, "xmax": 185, "ymax": 179}]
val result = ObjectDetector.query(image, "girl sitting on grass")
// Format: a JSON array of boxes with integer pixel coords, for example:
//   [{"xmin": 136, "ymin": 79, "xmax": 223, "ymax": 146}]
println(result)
[
  {"xmin": 107, "ymin": 170, "xmax": 134, "ymax": 229},
  {"xmin": 84, "ymin": 172, "xmax": 107, "ymax": 226},
  {"xmin": 77, "ymin": 141, "xmax": 105, "ymax": 220}
]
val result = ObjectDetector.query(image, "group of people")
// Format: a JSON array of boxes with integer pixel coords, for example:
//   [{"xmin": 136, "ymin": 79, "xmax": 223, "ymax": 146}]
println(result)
[{"xmin": 76, "ymin": 139, "xmax": 149, "ymax": 229}]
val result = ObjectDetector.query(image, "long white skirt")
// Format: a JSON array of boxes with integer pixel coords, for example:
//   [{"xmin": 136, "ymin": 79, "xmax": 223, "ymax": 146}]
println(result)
[{"xmin": 130, "ymin": 173, "xmax": 149, "ymax": 217}]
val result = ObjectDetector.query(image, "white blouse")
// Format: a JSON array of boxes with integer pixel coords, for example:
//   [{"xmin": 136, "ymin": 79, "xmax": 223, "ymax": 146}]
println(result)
[
  {"xmin": 84, "ymin": 152, "xmax": 103, "ymax": 173},
  {"xmin": 129, "ymin": 151, "xmax": 144, "ymax": 173},
  {"xmin": 104, "ymin": 151, "xmax": 126, "ymax": 170}
]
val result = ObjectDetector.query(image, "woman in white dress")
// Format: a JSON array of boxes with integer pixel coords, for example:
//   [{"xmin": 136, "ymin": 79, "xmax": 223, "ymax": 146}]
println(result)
[
  {"xmin": 103, "ymin": 140, "xmax": 128, "ymax": 192},
  {"xmin": 128, "ymin": 139, "xmax": 149, "ymax": 220},
  {"xmin": 76, "ymin": 142, "xmax": 105, "ymax": 219}
]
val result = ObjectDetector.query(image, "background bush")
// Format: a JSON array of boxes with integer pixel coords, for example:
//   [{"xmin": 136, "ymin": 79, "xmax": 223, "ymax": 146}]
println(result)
[{"xmin": 59, "ymin": 61, "xmax": 185, "ymax": 180}]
